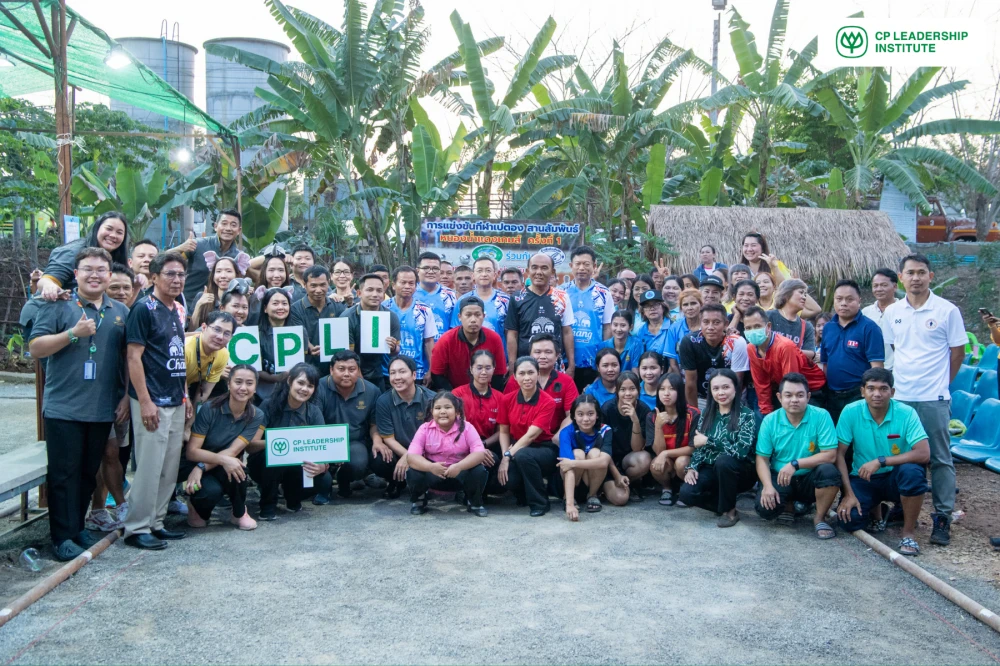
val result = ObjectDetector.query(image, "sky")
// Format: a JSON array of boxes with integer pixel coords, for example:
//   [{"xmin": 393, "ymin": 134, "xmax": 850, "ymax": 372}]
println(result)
[{"xmin": 26, "ymin": 0, "xmax": 1000, "ymax": 137}]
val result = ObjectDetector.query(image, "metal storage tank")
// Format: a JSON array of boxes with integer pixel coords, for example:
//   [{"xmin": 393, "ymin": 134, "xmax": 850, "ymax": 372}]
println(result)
[
  {"xmin": 204, "ymin": 37, "xmax": 290, "ymax": 128},
  {"xmin": 110, "ymin": 37, "xmax": 197, "ymax": 133}
]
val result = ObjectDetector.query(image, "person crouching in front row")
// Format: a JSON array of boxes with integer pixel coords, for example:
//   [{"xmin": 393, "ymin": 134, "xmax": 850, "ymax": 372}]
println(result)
[{"xmin": 405, "ymin": 391, "xmax": 489, "ymax": 516}]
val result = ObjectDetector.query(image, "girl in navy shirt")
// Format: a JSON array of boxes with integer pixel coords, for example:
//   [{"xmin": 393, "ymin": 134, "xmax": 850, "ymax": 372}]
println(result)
[
  {"xmin": 648, "ymin": 373, "xmax": 700, "ymax": 506},
  {"xmin": 584, "ymin": 348, "xmax": 620, "ymax": 406},
  {"xmin": 557, "ymin": 395, "xmax": 617, "ymax": 520}
]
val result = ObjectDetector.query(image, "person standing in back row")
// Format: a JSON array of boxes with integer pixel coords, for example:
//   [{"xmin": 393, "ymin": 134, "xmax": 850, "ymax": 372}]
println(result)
[
  {"xmin": 881, "ymin": 254, "xmax": 966, "ymax": 547},
  {"xmin": 28, "ymin": 248, "xmax": 130, "ymax": 561},
  {"xmin": 414, "ymin": 252, "xmax": 456, "ymax": 341},
  {"xmin": 170, "ymin": 209, "xmax": 243, "ymax": 309},
  {"xmin": 506, "ymin": 252, "xmax": 575, "ymax": 376},
  {"xmin": 561, "ymin": 247, "xmax": 613, "ymax": 392},
  {"xmin": 862, "ymin": 268, "xmax": 899, "ymax": 371},
  {"xmin": 124, "ymin": 252, "xmax": 190, "ymax": 550}
]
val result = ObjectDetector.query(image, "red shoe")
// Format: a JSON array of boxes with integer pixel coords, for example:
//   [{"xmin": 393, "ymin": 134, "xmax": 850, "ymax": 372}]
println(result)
[{"xmin": 231, "ymin": 512, "xmax": 257, "ymax": 531}]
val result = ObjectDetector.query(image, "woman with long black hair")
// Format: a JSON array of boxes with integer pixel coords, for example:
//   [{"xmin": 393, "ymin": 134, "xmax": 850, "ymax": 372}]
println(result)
[
  {"xmin": 246, "ymin": 363, "xmax": 332, "ymax": 520},
  {"xmin": 181, "ymin": 364, "xmax": 264, "ymax": 530},
  {"xmin": 256, "ymin": 287, "xmax": 293, "ymax": 402},
  {"xmin": 35, "ymin": 211, "xmax": 130, "ymax": 301},
  {"xmin": 648, "ymin": 373, "xmax": 700, "ymax": 506},
  {"xmin": 601, "ymin": 371, "xmax": 651, "ymax": 503},
  {"xmin": 678, "ymin": 368, "xmax": 756, "ymax": 527}
]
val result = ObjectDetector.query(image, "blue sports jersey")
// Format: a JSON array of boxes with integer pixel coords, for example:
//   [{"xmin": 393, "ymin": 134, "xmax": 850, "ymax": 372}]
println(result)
[
  {"xmin": 597, "ymin": 336, "xmax": 643, "ymax": 371},
  {"xmin": 584, "ymin": 380, "xmax": 616, "ymax": 406},
  {"xmin": 452, "ymin": 288, "xmax": 509, "ymax": 337},
  {"xmin": 561, "ymin": 280, "xmax": 612, "ymax": 369},
  {"xmin": 664, "ymin": 318, "xmax": 693, "ymax": 361},
  {"xmin": 414, "ymin": 283, "xmax": 457, "ymax": 342},
  {"xmin": 386, "ymin": 298, "xmax": 437, "ymax": 379},
  {"xmin": 635, "ymin": 321, "xmax": 671, "ymax": 357},
  {"xmin": 638, "ymin": 383, "xmax": 658, "ymax": 409}
]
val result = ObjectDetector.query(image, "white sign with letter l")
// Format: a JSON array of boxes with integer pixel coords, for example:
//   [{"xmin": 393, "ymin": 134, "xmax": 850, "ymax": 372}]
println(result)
[{"xmin": 320, "ymin": 318, "xmax": 350, "ymax": 362}]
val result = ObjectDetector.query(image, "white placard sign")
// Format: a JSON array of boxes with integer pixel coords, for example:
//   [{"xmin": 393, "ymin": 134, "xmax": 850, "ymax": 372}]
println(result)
[
  {"xmin": 227, "ymin": 326, "xmax": 262, "ymax": 371},
  {"xmin": 319, "ymin": 318, "xmax": 350, "ymax": 362},
  {"xmin": 360, "ymin": 311, "xmax": 390, "ymax": 354},
  {"xmin": 265, "ymin": 424, "xmax": 350, "ymax": 467},
  {"xmin": 273, "ymin": 325, "xmax": 305, "ymax": 371}
]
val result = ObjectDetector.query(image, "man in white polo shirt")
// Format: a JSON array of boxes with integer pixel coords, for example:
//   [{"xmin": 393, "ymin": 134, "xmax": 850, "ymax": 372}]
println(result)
[{"xmin": 882, "ymin": 254, "xmax": 966, "ymax": 547}]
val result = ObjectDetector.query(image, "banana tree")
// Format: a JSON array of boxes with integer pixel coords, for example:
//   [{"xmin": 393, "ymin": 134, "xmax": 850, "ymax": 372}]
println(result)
[
  {"xmin": 72, "ymin": 162, "xmax": 216, "ymax": 240},
  {"xmin": 700, "ymin": 0, "xmax": 828, "ymax": 205},
  {"xmin": 805, "ymin": 66, "xmax": 1000, "ymax": 214}
]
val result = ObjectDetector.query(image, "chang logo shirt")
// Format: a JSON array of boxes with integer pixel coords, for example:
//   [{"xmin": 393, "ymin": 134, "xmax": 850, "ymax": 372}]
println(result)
[
  {"xmin": 414, "ymin": 283, "xmax": 457, "ymax": 342},
  {"xmin": 387, "ymin": 298, "xmax": 438, "ymax": 379},
  {"xmin": 561, "ymin": 280, "xmax": 614, "ymax": 369},
  {"xmin": 126, "ymin": 295, "xmax": 187, "ymax": 407}
]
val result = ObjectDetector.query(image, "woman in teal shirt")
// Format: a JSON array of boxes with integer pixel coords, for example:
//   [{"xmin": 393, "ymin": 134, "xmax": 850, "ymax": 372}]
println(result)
[
  {"xmin": 598, "ymin": 310, "xmax": 642, "ymax": 371},
  {"xmin": 678, "ymin": 368, "xmax": 756, "ymax": 528}
]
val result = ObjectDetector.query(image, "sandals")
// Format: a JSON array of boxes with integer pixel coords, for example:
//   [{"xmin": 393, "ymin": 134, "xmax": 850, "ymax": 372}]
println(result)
[
  {"xmin": 814, "ymin": 521, "xmax": 836, "ymax": 540},
  {"xmin": 898, "ymin": 537, "xmax": 920, "ymax": 556},
  {"xmin": 586, "ymin": 496, "xmax": 602, "ymax": 513},
  {"xmin": 659, "ymin": 489, "xmax": 676, "ymax": 506}
]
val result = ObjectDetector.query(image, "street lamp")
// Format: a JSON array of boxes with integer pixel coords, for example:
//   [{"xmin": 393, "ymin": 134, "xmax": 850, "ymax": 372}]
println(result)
[
  {"xmin": 104, "ymin": 45, "xmax": 130, "ymax": 70},
  {"xmin": 710, "ymin": 0, "xmax": 727, "ymax": 124}
]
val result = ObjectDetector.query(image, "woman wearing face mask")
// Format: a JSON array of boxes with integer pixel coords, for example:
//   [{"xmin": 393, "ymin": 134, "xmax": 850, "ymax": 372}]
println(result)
[
  {"xmin": 247, "ymin": 363, "xmax": 332, "ymax": 520},
  {"xmin": 190, "ymin": 254, "xmax": 251, "ymax": 329},
  {"xmin": 665, "ymin": 289, "xmax": 702, "ymax": 374},
  {"xmin": 497, "ymin": 357, "xmax": 558, "ymax": 517},
  {"xmin": 598, "ymin": 310, "xmax": 642, "ymax": 371},
  {"xmin": 648, "ymin": 374, "xmax": 699, "ymax": 506},
  {"xmin": 661, "ymin": 276, "xmax": 684, "ymax": 323},
  {"xmin": 637, "ymin": 351, "xmax": 663, "ymax": 409},
  {"xmin": 766, "ymin": 278, "xmax": 820, "ymax": 360},
  {"xmin": 256, "ymin": 288, "xmax": 293, "ymax": 402},
  {"xmin": 181, "ymin": 365, "xmax": 264, "ymax": 530},
  {"xmin": 406, "ymin": 392, "xmax": 489, "ymax": 517},
  {"xmin": 601, "ymin": 372, "xmax": 651, "ymax": 503},
  {"xmin": 678, "ymin": 369, "xmax": 756, "ymax": 527},
  {"xmin": 584, "ymin": 348, "xmax": 621, "ymax": 406},
  {"xmin": 557, "ymin": 395, "xmax": 616, "ymax": 520}
]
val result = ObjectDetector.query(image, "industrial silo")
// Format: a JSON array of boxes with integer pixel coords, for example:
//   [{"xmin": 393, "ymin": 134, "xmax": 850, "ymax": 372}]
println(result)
[{"xmin": 110, "ymin": 37, "xmax": 197, "ymax": 133}]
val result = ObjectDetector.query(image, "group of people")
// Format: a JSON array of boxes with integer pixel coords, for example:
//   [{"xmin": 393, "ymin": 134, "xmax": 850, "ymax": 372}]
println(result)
[{"xmin": 22, "ymin": 210, "xmax": 969, "ymax": 561}]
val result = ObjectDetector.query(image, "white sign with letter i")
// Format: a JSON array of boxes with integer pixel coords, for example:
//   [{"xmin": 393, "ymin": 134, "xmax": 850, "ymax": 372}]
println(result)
[{"xmin": 360, "ymin": 311, "xmax": 390, "ymax": 354}]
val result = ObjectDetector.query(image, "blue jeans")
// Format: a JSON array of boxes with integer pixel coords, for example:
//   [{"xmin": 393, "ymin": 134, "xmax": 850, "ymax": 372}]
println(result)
[{"xmin": 839, "ymin": 463, "xmax": 930, "ymax": 532}]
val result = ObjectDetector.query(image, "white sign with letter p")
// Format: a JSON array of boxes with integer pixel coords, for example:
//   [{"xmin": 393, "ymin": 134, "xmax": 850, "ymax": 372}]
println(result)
[{"xmin": 273, "ymin": 325, "xmax": 306, "ymax": 371}]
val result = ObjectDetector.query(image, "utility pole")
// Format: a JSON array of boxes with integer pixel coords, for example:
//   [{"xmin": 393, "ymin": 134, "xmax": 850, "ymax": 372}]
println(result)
[
  {"xmin": 710, "ymin": 0, "xmax": 727, "ymax": 125},
  {"xmin": 52, "ymin": 0, "xmax": 71, "ymax": 238}
]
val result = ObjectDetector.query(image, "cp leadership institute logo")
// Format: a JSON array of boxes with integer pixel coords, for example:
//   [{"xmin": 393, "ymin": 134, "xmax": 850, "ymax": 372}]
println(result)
[
  {"xmin": 836, "ymin": 26, "xmax": 868, "ymax": 58},
  {"xmin": 271, "ymin": 438, "xmax": 290, "ymax": 457}
]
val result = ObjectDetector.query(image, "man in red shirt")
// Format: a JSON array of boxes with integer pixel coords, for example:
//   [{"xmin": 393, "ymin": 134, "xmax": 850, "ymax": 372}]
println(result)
[
  {"xmin": 504, "ymin": 333, "xmax": 578, "ymax": 435},
  {"xmin": 430, "ymin": 296, "xmax": 507, "ymax": 390},
  {"xmin": 743, "ymin": 306, "xmax": 826, "ymax": 414}
]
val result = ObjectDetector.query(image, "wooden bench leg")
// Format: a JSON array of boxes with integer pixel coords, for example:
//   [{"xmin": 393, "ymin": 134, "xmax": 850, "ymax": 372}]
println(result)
[
  {"xmin": 20, "ymin": 491, "xmax": 28, "ymax": 522},
  {"xmin": 38, "ymin": 483, "xmax": 48, "ymax": 509}
]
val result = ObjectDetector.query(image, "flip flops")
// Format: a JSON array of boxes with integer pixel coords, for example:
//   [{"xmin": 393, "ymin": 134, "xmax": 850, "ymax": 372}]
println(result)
[{"xmin": 814, "ymin": 521, "xmax": 836, "ymax": 540}]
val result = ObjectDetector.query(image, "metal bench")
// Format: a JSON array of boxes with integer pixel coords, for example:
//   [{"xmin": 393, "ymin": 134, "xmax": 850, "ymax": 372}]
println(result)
[{"xmin": 0, "ymin": 440, "xmax": 47, "ymax": 533}]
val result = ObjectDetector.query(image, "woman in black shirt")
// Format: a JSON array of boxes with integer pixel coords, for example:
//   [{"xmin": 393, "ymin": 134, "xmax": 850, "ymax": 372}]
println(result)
[
  {"xmin": 181, "ymin": 365, "xmax": 265, "ymax": 530},
  {"xmin": 256, "ymin": 287, "xmax": 293, "ymax": 403},
  {"xmin": 247, "ymin": 363, "xmax": 332, "ymax": 520},
  {"xmin": 600, "ymin": 371, "xmax": 651, "ymax": 504}
]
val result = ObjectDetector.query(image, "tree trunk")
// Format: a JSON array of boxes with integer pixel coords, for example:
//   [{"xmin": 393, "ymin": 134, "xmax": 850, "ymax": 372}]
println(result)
[
  {"xmin": 12, "ymin": 216, "xmax": 23, "ymax": 253},
  {"xmin": 975, "ymin": 193, "xmax": 990, "ymax": 241},
  {"xmin": 30, "ymin": 214, "xmax": 38, "ymax": 267},
  {"xmin": 477, "ymin": 161, "xmax": 494, "ymax": 219}
]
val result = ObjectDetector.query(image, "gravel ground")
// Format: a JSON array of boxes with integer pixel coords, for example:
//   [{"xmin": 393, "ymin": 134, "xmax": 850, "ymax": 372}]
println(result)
[{"xmin": 2, "ymin": 491, "xmax": 1000, "ymax": 665}]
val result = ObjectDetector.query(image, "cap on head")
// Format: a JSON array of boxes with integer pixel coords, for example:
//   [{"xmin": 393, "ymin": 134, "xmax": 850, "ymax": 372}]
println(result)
[
  {"xmin": 700, "ymin": 275, "xmax": 725, "ymax": 290},
  {"xmin": 638, "ymin": 289, "xmax": 664, "ymax": 305}
]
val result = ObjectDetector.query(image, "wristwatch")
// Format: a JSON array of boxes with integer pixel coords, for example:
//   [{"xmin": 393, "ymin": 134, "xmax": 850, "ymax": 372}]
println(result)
[
  {"xmin": 197, "ymin": 462, "xmax": 207, "ymax": 471},
  {"xmin": 67, "ymin": 330, "xmax": 79, "ymax": 344},
  {"xmin": 877, "ymin": 455, "xmax": 887, "ymax": 468},
  {"xmin": 503, "ymin": 450, "xmax": 512, "ymax": 460},
  {"xmin": 790, "ymin": 459, "xmax": 800, "ymax": 471}
]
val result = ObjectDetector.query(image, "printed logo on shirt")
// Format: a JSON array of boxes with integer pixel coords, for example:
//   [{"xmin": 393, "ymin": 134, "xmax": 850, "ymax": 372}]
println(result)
[
  {"xmin": 357, "ymin": 400, "xmax": 366, "ymax": 410},
  {"xmin": 808, "ymin": 441, "xmax": 817, "ymax": 453},
  {"xmin": 847, "ymin": 340, "xmax": 859, "ymax": 348},
  {"xmin": 166, "ymin": 335, "xmax": 187, "ymax": 375},
  {"xmin": 530, "ymin": 316, "xmax": 556, "ymax": 337},
  {"xmin": 924, "ymin": 318, "xmax": 938, "ymax": 330},
  {"xmin": 891, "ymin": 443, "xmax": 901, "ymax": 455},
  {"xmin": 114, "ymin": 315, "xmax": 124, "ymax": 326}
]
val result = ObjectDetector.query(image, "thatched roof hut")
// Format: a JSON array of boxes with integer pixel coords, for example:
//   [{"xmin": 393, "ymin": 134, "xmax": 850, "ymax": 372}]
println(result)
[{"xmin": 648, "ymin": 206, "xmax": 909, "ymax": 280}]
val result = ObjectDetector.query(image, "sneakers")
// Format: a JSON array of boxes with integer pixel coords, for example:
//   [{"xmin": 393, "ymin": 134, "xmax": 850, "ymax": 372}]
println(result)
[
  {"xmin": 259, "ymin": 506, "xmax": 278, "ymax": 521},
  {"xmin": 365, "ymin": 473, "xmax": 388, "ymax": 490},
  {"xmin": 167, "ymin": 499, "xmax": 188, "ymax": 515},
  {"xmin": 231, "ymin": 512, "xmax": 257, "ymax": 530},
  {"xmin": 54, "ymin": 539, "xmax": 85, "ymax": 562},
  {"xmin": 930, "ymin": 513, "xmax": 951, "ymax": 546},
  {"xmin": 114, "ymin": 502, "xmax": 128, "ymax": 528},
  {"xmin": 85, "ymin": 509, "xmax": 117, "ymax": 532}
]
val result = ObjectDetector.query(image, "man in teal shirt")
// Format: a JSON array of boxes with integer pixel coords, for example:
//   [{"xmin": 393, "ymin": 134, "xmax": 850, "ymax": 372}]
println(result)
[
  {"xmin": 835, "ymin": 368, "xmax": 931, "ymax": 556},
  {"xmin": 754, "ymin": 373, "xmax": 841, "ymax": 539}
]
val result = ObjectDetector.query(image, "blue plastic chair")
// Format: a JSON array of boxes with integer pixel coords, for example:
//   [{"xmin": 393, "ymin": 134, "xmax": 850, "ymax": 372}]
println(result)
[
  {"xmin": 951, "ymin": 399, "xmax": 1000, "ymax": 463},
  {"xmin": 950, "ymin": 390, "xmax": 983, "ymax": 426},
  {"xmin": 964, "ymin": 352, "xmax": 973, "ymax": 365},
  {"xmin": 950, "ymin": 364, "xmax": 977, "ymax": 394},
  {"xmin": 985, "ymin": 458, "xmax": 1000, "ymax": 475},
  {"xmin": 975, "ymin": 371, "xmax": 999, "ymax": 401},
  {"xmin": 979, "ymin": 344, "xmax": 1000, "ymax": 373}
]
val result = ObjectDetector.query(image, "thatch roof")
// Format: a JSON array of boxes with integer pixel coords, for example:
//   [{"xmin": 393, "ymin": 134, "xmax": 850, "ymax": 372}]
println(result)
[{"xmin": 649, "ymin": 206, "xmax": 909, "ymax": 280}]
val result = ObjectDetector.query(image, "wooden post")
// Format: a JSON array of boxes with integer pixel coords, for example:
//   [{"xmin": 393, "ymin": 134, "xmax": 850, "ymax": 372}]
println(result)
[
  {"xmin": 52, "ymin": 1, "xmax": 71, "ymax": 239},
  {"xmin": 231, "ymin": 136, "xmax": 243, "ymax": 249}
]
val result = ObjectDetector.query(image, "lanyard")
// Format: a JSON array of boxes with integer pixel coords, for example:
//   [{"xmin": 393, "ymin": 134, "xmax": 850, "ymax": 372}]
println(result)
[
  {"xmin": 74, "ymin": 291, "xmax": 104, "ymax": 358},
  {"xmin": 195, "ymin": 336, "xmax": 214, "ymax": 382}
]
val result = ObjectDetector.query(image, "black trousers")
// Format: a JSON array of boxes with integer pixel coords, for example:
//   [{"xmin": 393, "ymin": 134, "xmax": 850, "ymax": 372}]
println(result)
[
  {"xmin": 506, "ymin": 442, "xmax": 558, "ymax": 512},
  {"xmin": 180, "ymin": 463, "xmax": 248, "ymax": 520},
  {"xmin": 334, "ymin": 441, "xmax": 372, "ymax": 492},
  {"xmin": 825, "ymin": 386, "xmax": 863, "ymax": 425},
  {"xmin": 573, "ymin": 367, "xmax": 598, "ymax": 394},
  {"xmin": 247, "ymin": 452, "xmax": 332, "ymax": 511},
  {"xmin": 678, "ymin": 454, "xmax": 755, "ymax": 514},
  {"xmin": 44, "ymin": 418, "xmax": 112, "ymax": 544},
  {"xmin": 754, "ymin": 464, "xmax": 841, "ymax": 520},
  {"xmin": 484, "ymin": 444, "xmax": 504, "ymax": 495},
  {"xmin": 370, "ymin": 450, "xmax": 402, "ymax": 484},
  {"xmin": 406, "ymin": 465, "xmax": 488, "ymax": 506}
]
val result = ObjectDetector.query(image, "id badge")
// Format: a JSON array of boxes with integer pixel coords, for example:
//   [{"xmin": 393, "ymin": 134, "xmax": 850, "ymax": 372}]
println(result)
[{"xmin": 83, "ymin": 359, "xmax": 96, "ymax": 380}]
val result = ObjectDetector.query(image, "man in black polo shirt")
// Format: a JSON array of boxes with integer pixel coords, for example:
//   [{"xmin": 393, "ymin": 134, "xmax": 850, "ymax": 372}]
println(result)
[
  {"xmin": 505, "ymin": 252, "xmax": 575, "ymax": 375},
  {"xmin": 678, "ymin": 304, "xmax": 750, "ymax": 411},
  {"xmin": 29, "ymin": 247, "xmax": 130, "ymax": 561},
  {"xmin": 123, "ymin": 252, "xmax": 190, "ymax": 550},
  {"xmin": 170, "ymin": 209, "xmax": 243, "ymax": 307},
  {"xmin": 316, "ymin": 350, "xmax": 384, "ymax": 497},
  {"xmin": 373, "ymin": 356, "xmax": 436, "ymax": 498},
  {"xmin": 340, "ymin": 273, "xmax": 401, "ymax": 391},
  {"xmin": 289, "ymin": 265, "xmax": 346, "ymax": 377}
]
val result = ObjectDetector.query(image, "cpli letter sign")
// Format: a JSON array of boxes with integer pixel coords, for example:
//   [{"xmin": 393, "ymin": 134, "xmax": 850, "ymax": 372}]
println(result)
[
  {"xmin": 273, "ymin": 325, "xmax": 305, "ymax": 371},
  {"xmin": 228, "ymin": 326, "xmax": 262, "ymax": 371},
  {"xmin": 319, "ymin": 318, "xmax": 349, "ymax": 362}
]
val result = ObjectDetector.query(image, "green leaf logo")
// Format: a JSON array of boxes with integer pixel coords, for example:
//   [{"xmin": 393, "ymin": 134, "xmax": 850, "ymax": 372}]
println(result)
[
  {"xmin": 271, "ymin": 438, "xmax": 290, "ymax": 457},
  {"xmin": 836, "ymin": 26, "xmax": 868, "ymax": 58}
]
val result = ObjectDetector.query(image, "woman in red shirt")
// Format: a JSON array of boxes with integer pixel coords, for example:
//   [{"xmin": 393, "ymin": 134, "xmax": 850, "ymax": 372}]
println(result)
[
  {"xmin": 498, "ymin": 356, "xmax": 557, "ymax": 517},
  {"xmin": 453, "ymin": 350, "xmax": 503, "ymax": 493},
  {"xmin": 649, "ymin": 373, "xmax": 700, "ymax": 506}
]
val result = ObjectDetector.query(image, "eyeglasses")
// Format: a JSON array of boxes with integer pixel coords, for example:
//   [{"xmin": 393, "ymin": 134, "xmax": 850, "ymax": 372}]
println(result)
[
  {"xmin": 77, "ymin": 267, "xmax": 109, "ymax": 276},
  {"xmin": 206, "ymin": 324, "xmax": 234, "ymax": 340},
  {"xmin": 332, "ymin": 269, "xmax": 352, "ymax": 276},
  {"xmin": 472, "ymin": 366, "xmax": 493, "ymax": 373},
  {"xmin": 160, "ymin": 271, "xmax": 186, "ymax": 280},
  {"xmin": 418, "ymin": 266, "xmax": 440, "ymax": 273}
]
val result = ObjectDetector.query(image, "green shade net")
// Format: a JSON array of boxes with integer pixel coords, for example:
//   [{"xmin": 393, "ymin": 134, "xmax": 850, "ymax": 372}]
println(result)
[{"xmin": 0, "ymin": 0, "xmax": 231, "ymax": 136}]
